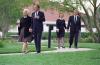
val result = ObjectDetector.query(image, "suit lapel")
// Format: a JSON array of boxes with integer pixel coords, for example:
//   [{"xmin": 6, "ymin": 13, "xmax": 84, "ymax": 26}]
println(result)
[
  {"xmin": 73, "ymin": 16, "xmax": 79, "ymax": 24},
  {"xmin": 72, "ymin": 16, "xmax": 76, "ymax": 24}
]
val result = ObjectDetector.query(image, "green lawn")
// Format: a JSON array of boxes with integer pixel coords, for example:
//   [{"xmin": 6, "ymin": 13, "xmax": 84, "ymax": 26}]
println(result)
[
  {"xmin": 0, "ymin": 39, "xmax": 100, "ymax": 65},
  {"xmin": 0, "ymin": 39, "xmax": 55, "ymax": 54}
]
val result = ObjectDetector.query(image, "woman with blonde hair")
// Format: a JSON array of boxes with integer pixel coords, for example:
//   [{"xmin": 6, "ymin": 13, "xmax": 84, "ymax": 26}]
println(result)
[
  {"xmin": 18, "ymin": 9, "xmax": 33, "ymax": 53},
  {"xmin": 56, "ymin": 13, "xmax": 67, "ymax": 49}
]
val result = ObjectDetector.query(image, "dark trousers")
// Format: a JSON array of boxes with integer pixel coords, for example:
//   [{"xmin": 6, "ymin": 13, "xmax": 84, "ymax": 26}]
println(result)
[
  {"xmin": 34, "ymin": 31, "xmax": 42, "ymax": 53},
  {"xmin": 69, "ymin": 29, "xmax": 80, "ymax": 48}
]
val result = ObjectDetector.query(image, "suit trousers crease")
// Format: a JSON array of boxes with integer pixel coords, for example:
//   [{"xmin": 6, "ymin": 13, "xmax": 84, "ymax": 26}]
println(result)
[
  {"xmin": 34, "ymin": 31, "xmax": 42, "ymax": 52},
  {"xmin": 69, "ymin": 30, "xmax": 80, "ymax": 47}
]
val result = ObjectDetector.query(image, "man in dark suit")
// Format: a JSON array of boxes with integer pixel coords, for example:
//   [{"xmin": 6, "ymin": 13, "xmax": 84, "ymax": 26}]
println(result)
[
  {"xmin": 67, "ymin": 10, "xmax": 81, "ymax": 48},
  {"xmin": 31, "ymin": 4, "xmax": 45, "ymax": 53}
]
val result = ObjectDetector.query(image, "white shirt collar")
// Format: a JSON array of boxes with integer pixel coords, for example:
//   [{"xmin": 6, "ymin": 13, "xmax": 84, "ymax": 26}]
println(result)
[
  {"xmin": 23, "ymin": 16, "xmax": 27, "ymax": 18},
  {"xmin": 59, "ymin": 18, "xmax": 64, "ymax": 20}
]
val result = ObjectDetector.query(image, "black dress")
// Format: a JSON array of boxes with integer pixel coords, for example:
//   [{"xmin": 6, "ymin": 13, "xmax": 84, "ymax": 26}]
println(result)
[
  {"xmin": 18, "ymin": 16, "xmax": 33, "ymax": 42},
  {"xmin": 56, "ymin": 19, "xmax": 67, "ymax": 38}
]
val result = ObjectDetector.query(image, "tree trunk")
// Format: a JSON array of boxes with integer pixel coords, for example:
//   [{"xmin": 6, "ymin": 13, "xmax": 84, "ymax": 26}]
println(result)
[{"xmin": 79, "ymin": 0, "xmax": 100, "ymax": 43}]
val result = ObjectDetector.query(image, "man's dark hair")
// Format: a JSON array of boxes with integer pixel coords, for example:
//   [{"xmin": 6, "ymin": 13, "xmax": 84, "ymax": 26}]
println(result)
[
  {"xmin": 37, "ymin": 4, "xmax": 40, "ymax": 9},
  {"xmin": 34, "ymin": 4, "xmax": 40, "ymax": 9}
]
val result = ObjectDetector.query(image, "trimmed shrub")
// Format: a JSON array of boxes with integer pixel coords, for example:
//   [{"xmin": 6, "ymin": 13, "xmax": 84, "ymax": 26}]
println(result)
[{"xmin": 0, "ymin": 40, "xmax": 4, "ymax": 48}]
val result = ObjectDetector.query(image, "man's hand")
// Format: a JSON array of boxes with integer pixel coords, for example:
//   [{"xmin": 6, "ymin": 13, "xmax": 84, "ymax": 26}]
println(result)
[
  {"xmin": 29, "ymin": 28, "xmax": 32, "ymax": 32},
  {"xmin": 35, "ymin": 16, "xmax": 39, "ymax": 19},
  {"xmin": 66, "ymin": 29, "xmax": 69, "ymax": 32}
]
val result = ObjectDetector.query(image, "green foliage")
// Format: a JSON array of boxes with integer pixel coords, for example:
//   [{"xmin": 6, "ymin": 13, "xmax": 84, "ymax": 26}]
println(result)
[
  {"xmin": 0, "ymin": 40, "xmax": 4, "ymax": 48},
  {"xmin": 0, "ymin": 0, "xmax": 32, "ymax": 25},
  {"xmin": 42, "ymin": 32, "xmax": 93, "ymax": 43},
  {"xmin": 6, "ymin": 32, "xmax": 95, "ymax": 43},
  {"xmin": 0, "ymin": 0, "xmax": 33, "ymax": 37},
  {"xmin": 40, "ymin": 0, "xmax": 59, "ymax": 10}
]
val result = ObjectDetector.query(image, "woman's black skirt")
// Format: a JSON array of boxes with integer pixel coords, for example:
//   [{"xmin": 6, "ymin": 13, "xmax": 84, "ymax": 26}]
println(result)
[
  {"xmin": 56, "ymin": 30, "xmax": 65, "ymax": 38},
  {"xmin": 18, "ymin": 28, "xmax": 33, "ymax": 42}
]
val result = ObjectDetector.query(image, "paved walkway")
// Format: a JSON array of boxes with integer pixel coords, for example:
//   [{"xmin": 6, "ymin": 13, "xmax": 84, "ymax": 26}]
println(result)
[{"xmin": 0, "ymin": 48, "xmax": 94, "ymax": 56}]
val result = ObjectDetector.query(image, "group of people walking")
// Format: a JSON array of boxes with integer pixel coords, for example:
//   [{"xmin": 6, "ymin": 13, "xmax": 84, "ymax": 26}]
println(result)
[{"xmin": 18, "ymin": 4, "xmax": 81, "ymax": 54}]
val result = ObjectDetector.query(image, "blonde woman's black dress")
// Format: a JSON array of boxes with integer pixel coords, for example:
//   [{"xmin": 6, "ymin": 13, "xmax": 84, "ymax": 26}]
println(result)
[
  {"xmin": 18, "ymin": 16, "xmax": 33, "ymax": 42},
  {"xmin": 56, "ymin": 19, "xmax": 67, "ymax": 38}
]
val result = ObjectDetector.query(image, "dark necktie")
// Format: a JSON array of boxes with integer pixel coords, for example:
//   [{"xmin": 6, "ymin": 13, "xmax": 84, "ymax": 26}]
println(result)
[
  {"xmin": 74, "ymin": 15, "xmax": 77, "ymax": 23},
  {"xmin": 35, "ymin": 12, "xmax": 38, "ymax": 17}
]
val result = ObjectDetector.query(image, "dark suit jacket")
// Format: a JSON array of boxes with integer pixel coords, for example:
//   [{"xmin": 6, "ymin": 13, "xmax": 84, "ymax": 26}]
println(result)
[
  {"xmin": 67, "ymin": 15, "xmax": 81, "ymax": 31},
  {"xmin": 31, "ymin": 11, "xmax": 45, "ymax": 32}
]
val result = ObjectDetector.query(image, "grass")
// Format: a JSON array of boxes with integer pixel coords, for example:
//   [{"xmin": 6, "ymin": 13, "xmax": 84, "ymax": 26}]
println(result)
[
  {"xmin": 0, "ymin": 49, "xmax": 100, "ymax": 65},
  {"xmin": 0, "ymin": 39, "xmax": 100, "ymax": 65},
  {"xmin": 0, "ymin": 39, "xmax": 55, "ymax": 54}
]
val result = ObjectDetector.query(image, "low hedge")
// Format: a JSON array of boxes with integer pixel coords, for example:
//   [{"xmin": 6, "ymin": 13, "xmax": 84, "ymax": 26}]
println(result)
[
  {"xmin": 0, "ymin": 39, "xmax": 4, "ymax": 48},
  {"xmin": 6, "ymin": 32, "xmax": 97, "ymax": 43},
  {"xmin": 42, "ymin": 32, "xmax": 93, "ymax": 43}
]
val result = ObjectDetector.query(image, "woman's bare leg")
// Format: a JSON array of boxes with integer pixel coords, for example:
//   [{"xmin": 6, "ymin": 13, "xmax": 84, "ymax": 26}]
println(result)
[
  {"xmin": 57, "ymin": 38, "xmax": 61, "ymax": 49},
  {"xmin": 22, "ymin": 42, "xmax": 28, "ymax": 53},
  {"xmin": 61, "ymin": 37, "xmax": 65, "ymax": 48},
  {"xmin": 22, "ymin": 42, "xmax": 25, "ymax": 52}
]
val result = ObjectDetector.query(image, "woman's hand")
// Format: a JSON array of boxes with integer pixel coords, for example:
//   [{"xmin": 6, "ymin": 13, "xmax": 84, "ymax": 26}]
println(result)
[{"xmin": 29, "ymin": 28, "xmax": 32, "ymax": 32}]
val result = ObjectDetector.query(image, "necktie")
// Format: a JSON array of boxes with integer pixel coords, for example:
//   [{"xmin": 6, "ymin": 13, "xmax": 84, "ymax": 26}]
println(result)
[
  {"xmin": 35, "ymin": 12, "xmax": 38, "ymax": 17},
  {"xmin": 76, "ymin": 16, "xmax": 77, "ymax": 22},
  {"xmin": 36, "ymin": 12, "xmax": 38, "ymax": 16},
  {"xmin": 74, "ymin": 15, "xmax": 77, "ymax": 23}
]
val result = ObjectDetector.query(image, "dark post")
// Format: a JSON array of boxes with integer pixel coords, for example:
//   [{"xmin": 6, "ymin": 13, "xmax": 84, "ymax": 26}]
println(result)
[{"xmin": 48, "ymin": 25, "xmax": 53, "ymax": 48}]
